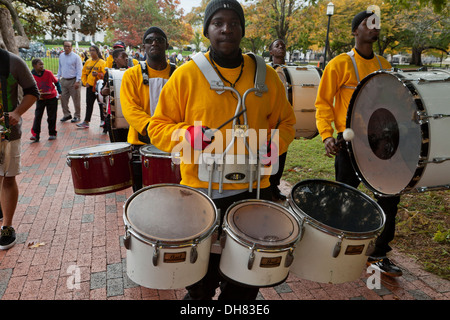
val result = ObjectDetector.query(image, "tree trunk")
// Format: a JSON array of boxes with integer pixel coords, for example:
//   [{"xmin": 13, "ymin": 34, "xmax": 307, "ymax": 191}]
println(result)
[
  {"xmin": 411, "ymin": 47, "xmax": 423, "ymax": 66},
  {"xmin": 0, "ymin": 7, "xmax": 29, "ymax": 54}
]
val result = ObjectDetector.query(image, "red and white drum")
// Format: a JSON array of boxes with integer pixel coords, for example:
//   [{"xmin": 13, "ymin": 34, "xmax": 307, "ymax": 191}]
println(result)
[
  {"xmin": 347, "ymin": 69, "xmax": 450, "ymax": 196},
  {"xmin": 288, "ymin": 179, "xmax": 385, "ymax": 284},
  {"xmin": 139, "ymin": 144, "xmax": 181, "ymax": 186},
  {"xmin": 67, "ymin": 142, "xmax": 133, "ymax": 195},
  {"xmin": 276, "ymin": 65, "xmax": 322, "ymax": 139},
  {"xmin": 123, "ymin": 184, "xmax": 218, "ymax": 289},
  {"xmin": 219, "ymin": 200, "xmax": 301, "ymax": 287}
]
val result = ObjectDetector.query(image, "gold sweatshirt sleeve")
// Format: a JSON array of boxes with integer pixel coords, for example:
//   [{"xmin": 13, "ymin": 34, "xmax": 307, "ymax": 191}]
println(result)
[{"xmin": 120, "ymin": 64, "xmax": 152, "ymax": 145}]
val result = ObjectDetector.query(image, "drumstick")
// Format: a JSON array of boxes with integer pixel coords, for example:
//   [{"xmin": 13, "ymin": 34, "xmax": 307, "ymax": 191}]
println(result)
[
  {"xmin": 203, "ymin": 108, "xmax": 247, "ymax": 140},
  {"xmin": 336, "ymin": 128, "xmax": 355, "ymax": 147}
]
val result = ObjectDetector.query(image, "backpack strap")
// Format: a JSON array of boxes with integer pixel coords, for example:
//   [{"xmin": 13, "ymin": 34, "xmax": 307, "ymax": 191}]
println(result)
[{"xmin": 0, "ymin": 48, "xmax": 11, "ymax": 114}]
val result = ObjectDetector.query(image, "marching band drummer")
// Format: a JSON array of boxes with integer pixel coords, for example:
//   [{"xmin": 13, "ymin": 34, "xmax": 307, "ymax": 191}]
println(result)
[
  {"xmin": 148, "ymin": 0, "xmax": 296, "ymax": 300},
  {"xmin": 120, "ymin": 26, "xmax": 176, "ymax": 192},
  {"xmin": 315, "ymin": 10, "xmax": 402, "ymax": 277}
]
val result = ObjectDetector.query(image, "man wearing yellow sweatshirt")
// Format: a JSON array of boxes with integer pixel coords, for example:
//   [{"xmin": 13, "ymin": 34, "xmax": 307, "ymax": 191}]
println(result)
[
  {"xmin": 148, "ymin": 0, "xmax": 295, "ymax": 300},
  {"xmin": 120, "ymin": 26, "xmax": 175, "ymax": 191},
  {"xmin": 315, "ymin": 10, "xmax": 402, "ymax": 277}
]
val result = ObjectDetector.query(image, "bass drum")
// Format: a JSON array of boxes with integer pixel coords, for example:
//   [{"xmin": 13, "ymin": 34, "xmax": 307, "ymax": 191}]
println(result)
[
  {"xmin": 346, "ymin": 69, "xmax": 450, "ymax": 196},
  {"xmin": 108, "ymin": 69, "xmax": 129, "ymax": 129},
  {"xmin": 276, "ymin": 65, "xmax": 322, "ymax": 139},
  {"xmin": 289, "ymin": 179, "xmax": 385, "ymax": 284}
]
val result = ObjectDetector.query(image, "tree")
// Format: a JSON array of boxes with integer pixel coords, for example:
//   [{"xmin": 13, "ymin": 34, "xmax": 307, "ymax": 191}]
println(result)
[
  {"xmin": 112, "ymin": 0, "xmax": 193, "ymax": 47},
  {"xmin": 396, "ymin": 3, "xmax": 450, "ymax": 65}
]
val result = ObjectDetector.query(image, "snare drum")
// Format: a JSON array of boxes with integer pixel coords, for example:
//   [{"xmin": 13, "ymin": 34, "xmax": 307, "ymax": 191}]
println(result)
[
  {"xmin": 123, "ymin": 184, "xmax": 218, "ymax": 289},
  {"xmin": 288, "ymin": 179, "xmax": 385, "ymax": 284},
  {"xmin": 139, "ymin": 144, "xmax": 181, "ymax": 186},
  {"xmin": 66, "ymin": 142, "xmax": 133, "ymax": 195},
  {"xmin": 276, "ymin": 66, "xmax": 322, "ymax": 139},
  {"xmin": 108, "ymin": 69, "xmax": 128, "ymax": 129},
  {"xmin": 219, "ymin": 200, "xmax": 301, "ymax": 287},
  {"xmin": 347, "ymin": 69, "xmax": 450, "ymax": 196}
]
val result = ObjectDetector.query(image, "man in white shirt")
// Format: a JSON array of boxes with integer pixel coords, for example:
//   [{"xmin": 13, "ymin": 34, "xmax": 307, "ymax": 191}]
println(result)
[{"xmin": 57, "ymin": 41, "xmax": 82, "ymax": 122}]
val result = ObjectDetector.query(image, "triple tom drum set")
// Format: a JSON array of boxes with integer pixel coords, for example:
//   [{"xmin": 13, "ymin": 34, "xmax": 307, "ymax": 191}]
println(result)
[{"xmin": 66, "ymin": 67, "xmax": 449, "ymax": 289}]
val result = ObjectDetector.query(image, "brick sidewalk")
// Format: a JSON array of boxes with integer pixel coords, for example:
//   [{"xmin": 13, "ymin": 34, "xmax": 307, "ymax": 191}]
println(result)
[{"xmin": 0, "ymin": 87, "xmax": 449, "ymax": 300}]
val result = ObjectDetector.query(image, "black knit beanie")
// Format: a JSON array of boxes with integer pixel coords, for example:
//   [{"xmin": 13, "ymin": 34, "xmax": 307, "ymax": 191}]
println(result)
[
  {"xmin": 203, "ymin": 0, "xmax": 245, "ymax": 37},
  {"xmin": 142, "ymin": 26, "xmax": 167, "ymax": 43},
  {"xmin": 351, "ymin": 10, "xmax": 376, "ymax": 32}
]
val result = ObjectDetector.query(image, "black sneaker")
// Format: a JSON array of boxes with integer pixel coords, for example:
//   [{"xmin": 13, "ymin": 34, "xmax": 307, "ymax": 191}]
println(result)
[
  {"xmin": 60, "ymin": 115, "xmax": 72, "ymax": 122},
  {"xmin": 0, "ymin": 226, "xmax": 16, "ymax": 250},
  {"xmin": 367, "ymin": 257, "xmax": 403, "ymax": 277},
  {"xmin": 271, "ymin": 188, "xmax": 287, "ymax": 201}
]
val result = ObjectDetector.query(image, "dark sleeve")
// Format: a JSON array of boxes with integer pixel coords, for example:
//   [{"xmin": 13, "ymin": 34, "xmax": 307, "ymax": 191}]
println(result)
[{"xmin": 10, "ymin": 53, "xmax": 40, "ymax": 99}]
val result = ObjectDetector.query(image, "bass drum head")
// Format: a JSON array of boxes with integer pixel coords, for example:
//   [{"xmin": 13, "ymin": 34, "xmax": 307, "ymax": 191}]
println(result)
[
  {"xmin": 226, "ymin": 200, "xmax": 300, "ymax": 248},
  {"xmin": 346, "ymin": 71, "xmax": 423, "ymax": 195},
  {"xmin": 124, "ymin": 184, "xmax": 217, "ymax": 243},
  {"xmin": 289, "ymin": 180, "xmax": 385, "ymax": 237}
]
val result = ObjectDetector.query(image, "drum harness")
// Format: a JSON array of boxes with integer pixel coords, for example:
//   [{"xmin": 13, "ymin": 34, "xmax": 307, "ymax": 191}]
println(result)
[
  {"xmin": 191, "ymin": 52, "xmax": 270, "ymax": 200},
  {"xmin": 341, "ymin": 50, "xmax": 383, "ymax": 90}
]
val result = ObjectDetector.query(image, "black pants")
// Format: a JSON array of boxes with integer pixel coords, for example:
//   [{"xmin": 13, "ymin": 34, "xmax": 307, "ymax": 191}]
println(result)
[
  {"xmin": 84, "ymin": 87, "xmax": 105, "ymax": 123},
  {"xmin": 184, "ymin": 187, "xmax": 272, "ymax": 300},
  {"xmin": 269, "ymin": 152, "xmax": 287, "ymax": 193},
  {"xmin": 32, "ymin": 98, "xmax": 58, "ymax": 138},
  {"xmin": 335, "ymin": 139, "xmax": 400, "ymax": 257}
]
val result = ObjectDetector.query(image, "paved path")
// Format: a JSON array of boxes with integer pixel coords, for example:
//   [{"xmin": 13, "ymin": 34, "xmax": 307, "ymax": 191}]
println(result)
[{"xmin": 0, "ymin": 87, "xmax": 449, "ymax": 301}]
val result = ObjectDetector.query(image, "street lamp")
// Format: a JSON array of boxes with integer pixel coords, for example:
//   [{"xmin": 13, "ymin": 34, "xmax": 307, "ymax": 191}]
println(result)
[{"xmin": 322, "ymin": 2, "xmax": 334, "ymax": 69}]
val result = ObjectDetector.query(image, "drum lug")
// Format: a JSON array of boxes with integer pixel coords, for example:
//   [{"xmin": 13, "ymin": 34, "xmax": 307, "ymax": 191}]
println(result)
[
  {"xmin": 152, "ymin": 244, "xmax": 160, "ymax": 267},
  {"xmin": 66, "ymin": 158, "xmax": 71, "ymax": 167},
  {"xmin": 332, "ymin": 234, "xmax": 344, "ymax": 258},
  {"xmin": 190, "ymin": 243, "xmax": 198, "ymax": 264},
  {"xmin": 144, "ymin": 159, "xmax": 149, "ymax": 168},
  {"xmin": 109, "ymin": 155, "xmax": 114, "ymax": 166},
  {"xmin": 123, "ymin": 231, "xmax": 131, "ymax": 250},
  {"xmin": 284, "ymin": 248, "xmax": 294, "ymax": 268},
  {"xmin": 83, "ymin": 160, "xmax": 89, "ymax": 170},
  {"xmin": 247, "ymin": 245, "xmax": 256, "ymax": 270}
]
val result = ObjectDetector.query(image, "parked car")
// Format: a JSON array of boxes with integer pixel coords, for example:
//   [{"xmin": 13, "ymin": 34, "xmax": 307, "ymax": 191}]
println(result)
[{"xmin": 19, "ymin": 42, "xmax": 47, "ymax": 60}]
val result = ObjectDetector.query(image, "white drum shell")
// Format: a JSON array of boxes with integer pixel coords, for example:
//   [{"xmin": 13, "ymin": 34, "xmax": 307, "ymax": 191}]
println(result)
[
  {"xmin": 125, "ymin": 234, "xmax": 212, "ymax": 289},
  {"xmin": 276, "ymin": 66, "xmax": 321, "ymax": 139},
  {"xmin": 109, "ymin": 69, "xmax": 129, "ymax": 129},
  {"xmin": 219, "ymin": 234, "xmax": 293, "ymax": 287},
  {"xmin": 289, "ymin": 221, "xmax": 375, "ymax": 284},
  {"xmin": 123, "ymin": 184, "xmax": 218, "ymax": 289}
]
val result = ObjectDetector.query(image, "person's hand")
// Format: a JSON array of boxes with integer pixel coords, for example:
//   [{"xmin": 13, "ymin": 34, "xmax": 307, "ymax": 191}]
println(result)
[
  {"xmin": 185, "ymin": 126, "xmax": 214, "ymax": 150},
  {"xmin": 74, "ymin": 81, "xmax": 80, "ymax": 90},
  {"xmin": 260, "ymin": 141, "xmax": 278, "ymax": 166},
  {"xmin": 324, "ymin": 137, "xmax": 339, "ymax": 158}
]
